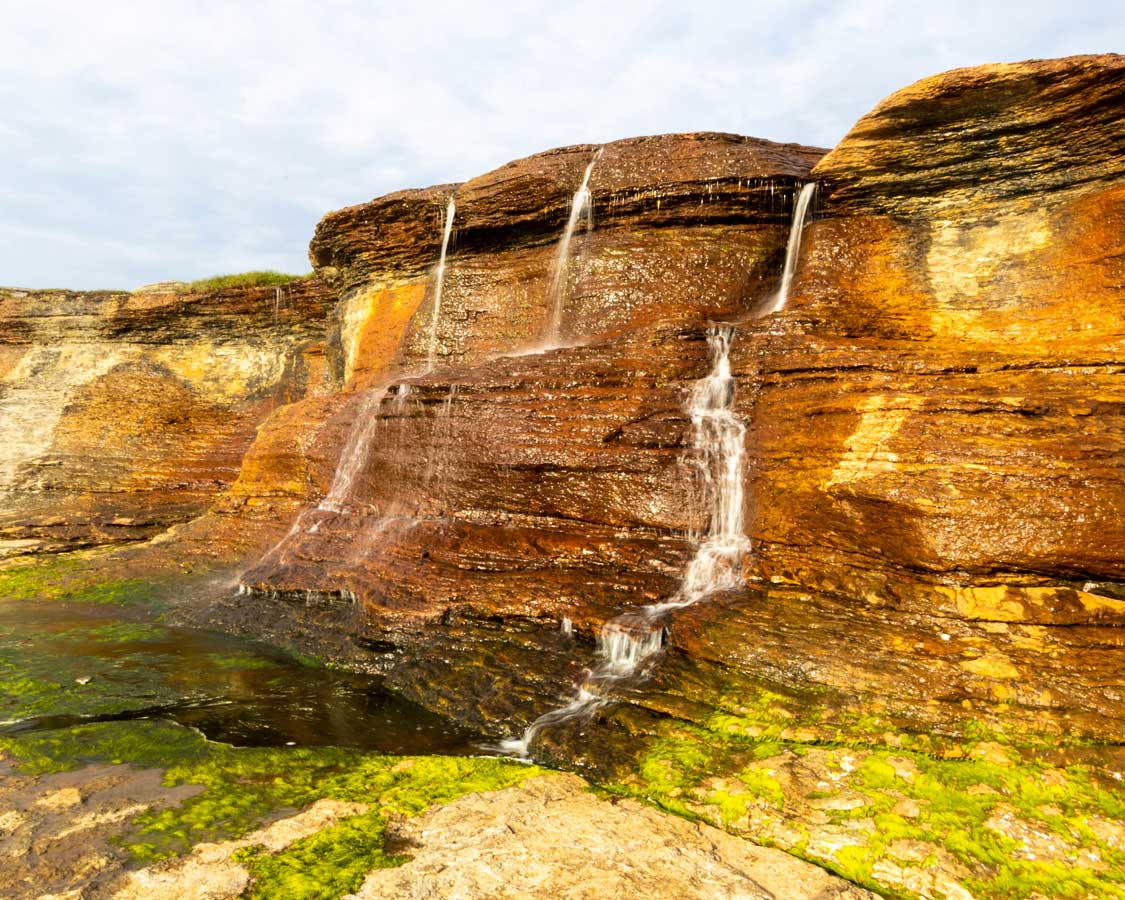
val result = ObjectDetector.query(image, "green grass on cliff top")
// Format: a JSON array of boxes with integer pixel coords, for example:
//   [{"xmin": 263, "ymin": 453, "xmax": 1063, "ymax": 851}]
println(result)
[{"xmin": 184, "ymin": 270, "xmax": 312, "ymax": 292}]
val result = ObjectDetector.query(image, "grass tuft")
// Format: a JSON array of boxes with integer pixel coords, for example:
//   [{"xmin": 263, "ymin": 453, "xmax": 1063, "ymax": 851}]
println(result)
[{"xmin": 185, "ymin": 271, "xmax": 312, "ymax": 292}]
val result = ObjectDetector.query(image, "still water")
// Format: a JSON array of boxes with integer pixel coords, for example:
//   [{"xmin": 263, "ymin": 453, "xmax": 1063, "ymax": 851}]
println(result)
[{"xmin": 0, "ymin": 595, "xmax": 479, "ymax": 755}]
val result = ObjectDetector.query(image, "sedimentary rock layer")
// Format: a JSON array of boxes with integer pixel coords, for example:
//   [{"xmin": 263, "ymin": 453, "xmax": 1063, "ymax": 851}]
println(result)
[
  {"xmin": 244, "ymin": 57, "xmax": 1123, "ymax": 750},
  {"xmin": 695, "ymin": 53, "xmax": 1125, "ymax": 744},
  {"xmin": 0, "ymin": 278, "xmax": 334, "ymax": 557},
  {"xmin": 234, "ymin": 134, "xmax": 825, "ymax": 725}
]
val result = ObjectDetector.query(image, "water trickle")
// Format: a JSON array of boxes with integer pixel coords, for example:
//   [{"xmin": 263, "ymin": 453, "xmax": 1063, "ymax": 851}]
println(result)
[
  {"xmin": 767, "ymin": 182, "xmax": 818, "ymax": 314},
  {"xmin": 498, "ymin": 326, "xmax": 747, "ymax": 758},
  {"xmin": 423, "ymin": 384, "xmax": 459, "ymax": 496},
  {"xmin": 426, "ymin": 197, "xmax": 457, "ymax": 372},
  {"xmin": 319, "ymin": 387, "xmax": 391, "ymax": 514},
  {"xmin": 248, "ymin": 386, "xmax": 391, "ymax": 571},
  {"xmin": 544, "ymin": 147, "xmax": 603, "ymax": 346}
]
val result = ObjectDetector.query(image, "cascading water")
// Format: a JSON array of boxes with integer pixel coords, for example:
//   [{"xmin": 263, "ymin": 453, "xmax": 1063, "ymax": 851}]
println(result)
[
  {"xmin": 249, "ymin": 386, "xmax": 390, "ymax": 569},
  {"xmin": 767, "ymin": 181, "xmax": 818, "ymax": 314},
  {"xmin": 499, "ymin": 325, "xmax": 747, "ymax": 757},
  {"xmin": 245, "ymin": 199, "xmax": 459, "ymax": 581},
  {"xmin": 425, "ymin": 197, "xmax": 457, "ymax": 372},
  {"xmin": 544, "ymin": 147, "xmax": 603, "ymax": 346},
  {"xmin": 423, "ymin": 384, "xmax": 458, "ymax": 493},
  {"xmin": 319, "ymin": 388, "xmax": 392, "ymax": 514}
]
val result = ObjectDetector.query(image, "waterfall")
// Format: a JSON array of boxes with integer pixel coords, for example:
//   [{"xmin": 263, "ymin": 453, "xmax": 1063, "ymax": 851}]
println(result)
[
  {"xmin": 425, "ymin": 197, "xmax": 457, "ymax": 372},
  {"xmin": 319, "ymin": 387, "xmax": 391, "ymax": 514},
  {"xmin": 544, "ymin": 147, "xmax": 602, "ymax": 346},
  {"xmin": 767, "ymin": 182, "xmax": 817, "ymax": 314},
  {"xmin": 499, "ymin": 326, "xmax": 747, "ymax": 757},
  {"xmin": 247, "ymin": 385, "xmax": 391, "ymax": 572},
  {"xmin": 422, "ymin": 384, "xmax": 458, "ymax": 494},
  {"xmin": 650, "ymin": 327, "xmax": 748, "ymax": 613}
]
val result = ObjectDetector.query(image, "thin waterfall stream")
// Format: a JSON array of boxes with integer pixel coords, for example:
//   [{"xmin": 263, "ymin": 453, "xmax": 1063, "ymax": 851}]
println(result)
[
  {"xmin": 767, "ymin": 181, "xmax": 817, "ymax": 314},
  {"xmin": 247, "ymin": 196, "xmax": 460, "ymax": 576},
  {"xmin": 426, "ymin": 196, "xmax": 457, "ymax": 371},
  {"xmin": 499, "ymin": 325, "xmax": 747, "ymax": 757},
  {"xmin": 543, "ymin": 147, "xmax": 603, "ymax": 347}
]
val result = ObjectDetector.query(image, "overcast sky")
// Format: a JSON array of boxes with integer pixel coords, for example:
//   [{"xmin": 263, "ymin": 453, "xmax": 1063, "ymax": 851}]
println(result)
[{"xmin": 1, "ymin": 1, "xmax": 1120, "ymax": 290}]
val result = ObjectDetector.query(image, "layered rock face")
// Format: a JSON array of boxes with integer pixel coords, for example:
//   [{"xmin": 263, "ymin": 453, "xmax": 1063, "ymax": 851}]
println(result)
[
  {"xmin": 678, "ymin": 54, "xmax": 1125, "ymax": 745},
  {"xmin": 231, "ymin": 59, "xmax": 1125, "ymax": 755},
  {"xmin": 237, "ymin": 133, "xmax": 825, "ymax": 723},
  {"xmin": 0, "ymin": 279, "xmax": 334, "ymax": 558}
]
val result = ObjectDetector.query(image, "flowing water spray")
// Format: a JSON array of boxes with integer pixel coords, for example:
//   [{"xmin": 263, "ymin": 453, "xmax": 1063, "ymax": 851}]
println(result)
[
  {"xmin": 319, "ymin": 388, "xmax": 392, "ymax": 514},
  {"xmin": 248, "ymin": 386, "xmax": 391, "ymax": 570},
  {"xmin": 426, "ymin": 197, "xmax": 457, "ymax": 372},
  {"xmin": 423, "ymin": 385, "xmax": 458, "ymax": 495},
  {"xmin": 245, "ymin": 200, "xmax": 458, "ymax": 581},
  {"xmin": 544, "ymin": 147, "xmax": 603, "ymax": 346},
  {"xmin": 499, "ymin": 325, "xmax": 747, "ymax": 757},
  {"xmin": 767, "ymin": 182, "xmax": 817, "ymax": 314}
]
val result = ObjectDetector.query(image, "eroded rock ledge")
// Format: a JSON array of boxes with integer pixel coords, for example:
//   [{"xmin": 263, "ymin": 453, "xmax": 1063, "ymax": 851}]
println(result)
[
  {"xmin": 0, "ymin": 277, "xmax": 334, "ymax": 557},
  {"xmin": 2, "ymin": 52, "xmax": 1123, "ymax": 900}
]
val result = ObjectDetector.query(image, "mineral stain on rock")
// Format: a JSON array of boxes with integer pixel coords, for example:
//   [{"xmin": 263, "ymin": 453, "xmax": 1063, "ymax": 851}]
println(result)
[{"xmin": 1, "ymin": 53, "xmax": 1123, "ymax": 900}]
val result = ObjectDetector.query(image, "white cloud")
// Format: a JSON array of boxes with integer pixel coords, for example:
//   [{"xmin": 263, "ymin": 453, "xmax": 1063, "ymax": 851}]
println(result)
[{"xmin": 0, "ymin": 0, "xmax": 1120, "ymax": 288}]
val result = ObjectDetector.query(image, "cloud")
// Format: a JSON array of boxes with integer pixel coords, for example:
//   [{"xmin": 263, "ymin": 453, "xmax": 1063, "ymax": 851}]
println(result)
[{"xmin": 0, "ymin": 0, "xmax": 1121, "ymax": 288}]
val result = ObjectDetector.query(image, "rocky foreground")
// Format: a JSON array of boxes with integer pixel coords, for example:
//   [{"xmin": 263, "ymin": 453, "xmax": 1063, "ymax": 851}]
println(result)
[
  {"xmin": 0, "ymin": 733, "xmax": 871, "ymax": 900},
  {"xmin": 0, "ymin": 54, "xmax": 1123, "ymax": 899}
]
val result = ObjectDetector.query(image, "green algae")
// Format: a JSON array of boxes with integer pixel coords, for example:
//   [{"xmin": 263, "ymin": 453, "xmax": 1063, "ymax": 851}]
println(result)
[
  {"xmin": 0, "ymin": 552, "xmax": 167, "ymax": 607},
  {"xmin": 0, "ymin": 719, "xmax": 208, "ymax": 774},
  {"xmin": 0, "ymin": 718, "xmax": 538, "ymax": 899},
  {"xmin": 82, "ymin": 622, "xmax": 169, "ymax": 643},
  {"xmin": 239, "ymin": 808, "xmax": 404, "ymax": 900},
  {"xmin": 620, "ymin": 715, "xmax": 1125, "ymax": 900}
]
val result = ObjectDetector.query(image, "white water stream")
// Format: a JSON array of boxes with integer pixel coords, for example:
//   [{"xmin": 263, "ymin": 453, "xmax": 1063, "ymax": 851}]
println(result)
[
  {"xmin": 544, "ymin": 148, "xmax": 602, "ymax": 346},
  {"xmin": 245, "ymin": 192, "xmax": 466, "ymax": 585},
  {"xmin": 425, "ymin": 197, "xmax": 457, "ymax": 372},
  {"xmin": 500, "ymin": 325, "xmax": 747, "ymax": 757},
  {"xmin": 766, "ymin": 182, "xmax": 817, "ymax": 314}
]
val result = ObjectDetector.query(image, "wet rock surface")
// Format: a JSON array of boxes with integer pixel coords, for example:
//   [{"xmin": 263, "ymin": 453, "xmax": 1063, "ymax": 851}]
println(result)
[{"xmin": 230, "ymin": 56, "xmax": 1125, "ymax": 758}]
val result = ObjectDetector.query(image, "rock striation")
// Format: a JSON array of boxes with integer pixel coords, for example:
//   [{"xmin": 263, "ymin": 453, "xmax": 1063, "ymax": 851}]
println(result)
[
  {"xmin": 2, "ymin": 52, "xmax": 1124, "ymax": 900},
  {"xmin": 232, "ymin": 57, "xmax": 1124, "ymax": 761},
  {"xmin": 0, "ymin": 278, "xmax": 334, "ymax": 558},
  {"xmin": 234, "ymin": 132, "xmax": 826, "ymax": 727}
]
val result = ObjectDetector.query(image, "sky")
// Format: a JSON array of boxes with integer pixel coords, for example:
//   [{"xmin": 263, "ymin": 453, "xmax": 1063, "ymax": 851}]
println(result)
[{"xmin": 1, "ymin": 1, "xmax": 1121, "ymax": 290}]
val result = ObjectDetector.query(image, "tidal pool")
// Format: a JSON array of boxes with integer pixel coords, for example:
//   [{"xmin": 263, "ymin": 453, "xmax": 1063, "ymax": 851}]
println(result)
[{"xmin": 0, "ymin": 591, "xmax": 480, "ymax": 755}]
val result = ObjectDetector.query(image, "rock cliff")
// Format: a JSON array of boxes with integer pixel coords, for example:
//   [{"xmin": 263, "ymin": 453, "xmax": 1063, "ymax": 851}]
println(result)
[
  {"xmin": 3, "ymin": 53, "xmax": 1123, "ymax": 900},
  {"xmin": 226, "ymin": 57, "xmax": 1124, "ymax": 758},
  {"xmin": 235, "ymin": 133, "xmax": 826, "ymax": 727},
  {"xmin": 0, "ymin": 278, "xmax": 334, "ymax": 559}
]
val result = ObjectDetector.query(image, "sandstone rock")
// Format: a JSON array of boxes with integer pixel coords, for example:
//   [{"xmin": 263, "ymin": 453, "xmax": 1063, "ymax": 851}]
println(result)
[
  {"xmin": 704, "ymin": 52, "xmax": 1125, "ymax": 744},
  {"xmin": 0, "ymin": 277, "xmax": 334, "ymax": 558},
  {"xmin": 347, "ymin": 774, "xmax": 876, "ymax": 900},
  {"xmin": 0, "ymin": 761, "xmax": 202, "ymax": 900},
  {"xmin": 185, "ymin": 58, "xmax": 1124, "ymax": 756}
]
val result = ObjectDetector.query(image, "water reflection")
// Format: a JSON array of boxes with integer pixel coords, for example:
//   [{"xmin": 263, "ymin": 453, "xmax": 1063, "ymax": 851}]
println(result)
[{"xmin": 0, "ymin": 598, "xmax": 478, "ymax": 755}]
